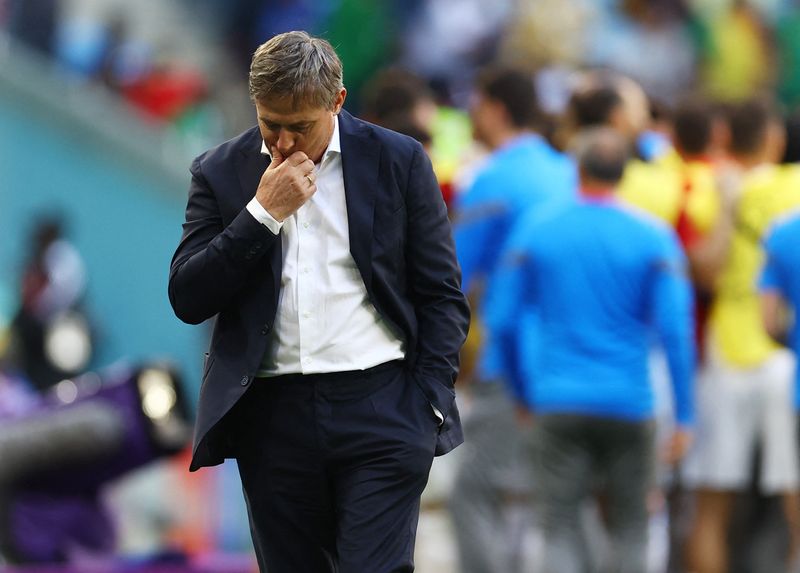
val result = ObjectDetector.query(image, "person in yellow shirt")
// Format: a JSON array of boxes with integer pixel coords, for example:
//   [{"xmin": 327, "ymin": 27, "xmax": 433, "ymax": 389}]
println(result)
[
  {"xmin": 696, "ymin": 2, "xmax": 774, "ymax": 103},
  {"xmin": 683, "ymin": 99, "xmax": 800, "ymax": 573},
  {"xmin": 619, "ymin": 98, "xmax": 738, "ymax": 352}
]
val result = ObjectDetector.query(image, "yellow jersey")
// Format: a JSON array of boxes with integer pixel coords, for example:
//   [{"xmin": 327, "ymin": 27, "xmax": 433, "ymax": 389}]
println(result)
[
  {"xmin": 619, "ymin": 151, "xmax": 720, "ymax": 241},
  {"xmin": 710, "ymin": 164, "xmax": 800, "ymax": 366}
]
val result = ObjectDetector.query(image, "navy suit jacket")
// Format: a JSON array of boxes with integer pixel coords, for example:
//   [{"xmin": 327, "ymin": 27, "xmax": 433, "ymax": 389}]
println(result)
[{"xmin": 168, "ymin": 110, "xmax": 470, "ymax": 471}]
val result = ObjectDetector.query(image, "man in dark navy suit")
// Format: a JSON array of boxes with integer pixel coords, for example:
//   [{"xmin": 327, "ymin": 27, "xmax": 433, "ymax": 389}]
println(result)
[{"xmin": 168, "ymin": 31, "xmax": 469, "ymax": 573}]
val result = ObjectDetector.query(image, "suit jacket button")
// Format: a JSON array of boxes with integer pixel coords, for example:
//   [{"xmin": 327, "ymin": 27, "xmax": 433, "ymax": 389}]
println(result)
[
  {"xmin": 260, "ymin": 326, "xmax": 269, "ymax": 335},
  {"xmin": 240, "ymin": 375, "xmax": 250, "ymax": 386}
]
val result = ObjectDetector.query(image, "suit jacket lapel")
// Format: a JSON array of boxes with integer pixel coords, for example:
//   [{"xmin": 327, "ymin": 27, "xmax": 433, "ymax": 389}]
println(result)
[
  {"xmin": 236, "ymin": 127, "xmax": 270, "ymax": 207},
  {"xmin": 339, "ymin": 110, "xmax": 380, "ymax": 291},
  {"xmin": 236, "ymin": 127, "xmax": 282, "ymax": 298}
]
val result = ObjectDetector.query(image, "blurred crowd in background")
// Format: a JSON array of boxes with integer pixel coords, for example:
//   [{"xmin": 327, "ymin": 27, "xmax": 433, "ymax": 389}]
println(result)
[
  {"xmin": 10, "ymin": 0, "xmax": 800, "ymax": 160},
  {"xmin": 4, "ymin": 0, "xmax": 800, "ymax": 572}
]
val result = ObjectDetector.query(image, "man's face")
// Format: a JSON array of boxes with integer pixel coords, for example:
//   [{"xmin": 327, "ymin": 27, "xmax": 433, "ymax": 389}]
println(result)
[
  {"xmin": 255, "ymin": 88, "xmax": 346, "ymax": 163},
  {"xmin": 469, "ymin": 92, "xmax": 496, "ymax": 148}
]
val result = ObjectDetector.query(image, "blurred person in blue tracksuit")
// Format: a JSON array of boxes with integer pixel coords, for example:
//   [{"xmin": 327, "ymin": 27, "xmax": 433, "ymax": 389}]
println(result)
[
  {"xmin": 761, "ymin": 213, "xmax": 800, "ymax": 572},
  {"xmin": 486, "ymin": 127, "xmax": 695, "ymax": 573},
  {"xmin": 761, "ymin": 211, "xmax": 800, "ymax": 408},
  {"xmin": 448, "ymin": 65, "xmax": 576, "ymax": 573}
]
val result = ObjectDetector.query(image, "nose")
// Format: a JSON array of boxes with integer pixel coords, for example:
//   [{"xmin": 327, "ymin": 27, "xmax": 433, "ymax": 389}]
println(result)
[{"xmin": 276, "ymin": 129, "xmax": 296, "ymax": 155}]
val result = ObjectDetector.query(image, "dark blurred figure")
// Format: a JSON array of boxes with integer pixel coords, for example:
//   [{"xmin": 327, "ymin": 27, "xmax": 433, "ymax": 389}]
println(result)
[
  {"xmin": 361, "ymin": 67, "xmax": 462, "ymax": 205},
  {"xmin": 448, "ymin": 65, "xmax": 576, "ymax": 573},
  {"xmin": 9, "ymin": 217, "xmax": 91, "ymax": 392},
  {"xmin": 360, "ymin": 67, "xmax": 436, "ymax": 150},
  {"xmin": 486, "ymin": 127, "xmax": 694, "ymax": 573},
  {"xmin": 558, "ymin": 72, "xmax": 650, "ymax": 152},
  {"xmin": 360, "ymin": 67, "xmax": 437, "ymax": 132},
  {"xmin": 6, "ymin": 0, "xmax": 59, "ymax": 55},
  {"xmin": 566, "ymin": 85, "xmax": 625, "ymax": 137},
  {"xmin": 782, "ymin": 113, "xmax": 800, "ymax": 164},
  {"xmin": 379, "ymin": 114, "xmax": 433, "ymax": 155}
]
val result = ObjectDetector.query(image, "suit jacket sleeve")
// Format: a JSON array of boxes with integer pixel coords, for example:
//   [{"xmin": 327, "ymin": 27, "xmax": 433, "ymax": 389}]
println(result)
[
  {"xmin": 405, "ymin": 144, "xmax": 471, "ymax": 402},
  {"xmin": 168, "ymin": 155, "xmax": 279, "ymax": 324}
]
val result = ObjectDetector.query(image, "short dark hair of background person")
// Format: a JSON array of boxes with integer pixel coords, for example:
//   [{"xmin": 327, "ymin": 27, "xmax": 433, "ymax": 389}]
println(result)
[{"xmin": 475, "ymin": 65, "xmax": 542, "ymax": 130}]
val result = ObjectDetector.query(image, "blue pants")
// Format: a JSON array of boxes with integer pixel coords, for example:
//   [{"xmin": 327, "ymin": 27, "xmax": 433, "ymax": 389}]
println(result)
[{"xmin": 234, "ymin": 361, "xmax": 438, "ymax": 573}]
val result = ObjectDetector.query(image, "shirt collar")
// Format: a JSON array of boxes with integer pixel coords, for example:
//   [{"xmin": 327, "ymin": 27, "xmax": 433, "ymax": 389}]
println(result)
[{"xmin": 260, "ymin": 115, "xmax": 341, "ymax": 165}]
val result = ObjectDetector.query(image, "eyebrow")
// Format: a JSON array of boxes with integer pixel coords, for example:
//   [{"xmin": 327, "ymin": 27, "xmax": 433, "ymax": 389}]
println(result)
[{"xmin": 259, "ymin": 118, "xmax": 315, "ymax": 130}]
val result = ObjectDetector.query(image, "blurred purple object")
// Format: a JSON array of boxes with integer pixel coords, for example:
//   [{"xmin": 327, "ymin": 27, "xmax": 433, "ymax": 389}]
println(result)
[
  {"xmin": 28, "ymin": 368, "xmax": 165, "ymax": 492},
  {"xmin": 0, "ymin": 552, "xmax": 256, "ymax": 572},
  {"xmin": 0, "ymin": 373, "xmax": 40, "ymax": 419},
  {"xmin": 10, "ymin": 493, "xmax": 114, "ymax": 563},
  {"xmin": 0, "ymin": 363, "xmax": 190, "ymax": 565}
]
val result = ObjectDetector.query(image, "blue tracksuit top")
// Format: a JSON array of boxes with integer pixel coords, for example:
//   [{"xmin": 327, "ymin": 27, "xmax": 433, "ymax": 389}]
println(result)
[
  {"xmin": 761, "ymin": 212, "xmax": 800, "ymax": 407},
  {"xmin": 486, "ymin": 195, "xmax": 696, "ymax": 425},
  {"xmin": 453, "ymin": 134, "xmax": 576, "ymax": 381}
]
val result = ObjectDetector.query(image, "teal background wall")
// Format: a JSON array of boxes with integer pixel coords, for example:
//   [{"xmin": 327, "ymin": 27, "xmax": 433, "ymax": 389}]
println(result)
[{"xmin": 0, "ymin": 51, "xmax": 206, "ymax": 404}]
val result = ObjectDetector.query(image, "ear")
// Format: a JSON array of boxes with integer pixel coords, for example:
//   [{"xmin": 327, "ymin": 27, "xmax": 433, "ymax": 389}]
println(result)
[
  {"xmin": 333, "ymin": 88, "xmax": 347, "ymax": 114},
  {"xmin": 488, "ymin": 98, "xmax": 511, "ymax": 127},
  {"xmin": 608, "ymin": 105, "xmax": 630, "ymax": 136}
]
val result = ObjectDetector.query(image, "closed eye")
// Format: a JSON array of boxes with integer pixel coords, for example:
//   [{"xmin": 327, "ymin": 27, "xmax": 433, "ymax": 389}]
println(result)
[
  {"xmin": 262, "ymin": 120, "xmax": 281, "ymax": 131},
  {"xmin": 260, "ymin": 119, "xmax": 312, "ymax": 134}
]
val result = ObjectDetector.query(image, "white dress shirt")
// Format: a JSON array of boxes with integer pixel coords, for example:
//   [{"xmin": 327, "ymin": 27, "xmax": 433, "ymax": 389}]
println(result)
[{"xmin": 246, "ymin": 116, "xmax": 406, "ymax": 376}]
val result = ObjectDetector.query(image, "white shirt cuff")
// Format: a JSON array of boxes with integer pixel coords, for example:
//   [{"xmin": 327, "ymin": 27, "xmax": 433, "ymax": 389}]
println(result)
[
  {"xmin": 246, "ymin": 197, "xmax": 284, "ymax": 235},
  {"xmin": 432, "ymin": 405, "xmax": 444, "ymax": 426}
]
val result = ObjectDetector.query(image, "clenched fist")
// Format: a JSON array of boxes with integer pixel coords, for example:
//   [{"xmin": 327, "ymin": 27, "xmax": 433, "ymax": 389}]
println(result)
[{"xmin": 255, "ymin": 148, "xmax": 317, "ymax": 222}]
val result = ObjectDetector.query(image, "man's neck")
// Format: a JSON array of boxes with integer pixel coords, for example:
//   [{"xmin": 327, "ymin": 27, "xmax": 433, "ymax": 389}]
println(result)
[
  {"xmin": 731, "ymin": 152, "xmax": 766, "ymax": 172},
  {"xmin": 580, "ymin": 182, "xmax": 616, "ymax": 198},
  {"xmin": 489, "ymin": 128, "xmax": 529, "ymax": 151},
  {"xmin": 677, "ymin": 148, "xmax": 713, "ymax": 164}
]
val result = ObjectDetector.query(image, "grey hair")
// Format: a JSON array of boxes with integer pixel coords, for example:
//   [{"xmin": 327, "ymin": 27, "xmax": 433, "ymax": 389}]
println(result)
[
  {"xmin": 570, "ymin": 127, "xmax": 631, "ymax": 184},
  {"xmin": 249, "ymin": 31, "xmax": 344, "ymax": 109}
]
